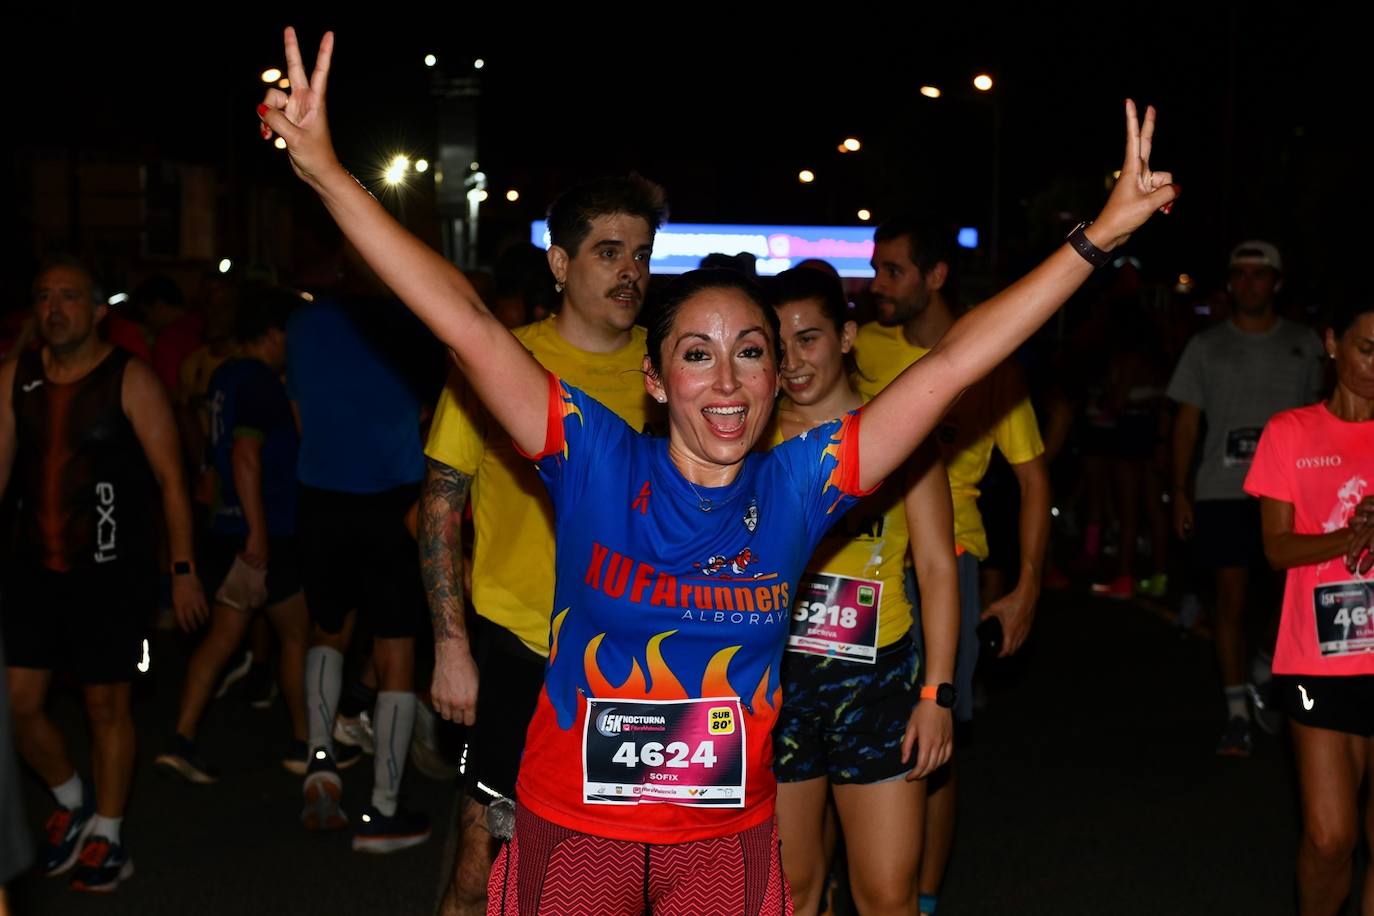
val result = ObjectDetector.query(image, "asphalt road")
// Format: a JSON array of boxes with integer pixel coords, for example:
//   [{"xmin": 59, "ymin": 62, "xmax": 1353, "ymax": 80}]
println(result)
[{"xmin": 9, "ymin": 593, "xmax": 1363, "ymax": 915}]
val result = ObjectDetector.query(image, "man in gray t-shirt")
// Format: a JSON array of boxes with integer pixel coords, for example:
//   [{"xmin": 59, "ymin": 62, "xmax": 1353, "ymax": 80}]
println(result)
[{"xmin": 1167, "ymin": 240, "xmax": 1325, "ymax": 756}]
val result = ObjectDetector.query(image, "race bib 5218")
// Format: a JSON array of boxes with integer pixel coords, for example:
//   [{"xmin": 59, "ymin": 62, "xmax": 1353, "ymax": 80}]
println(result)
[{"xmin": 787, "ymin": 572, "xmax": 881, "ymax": 663}]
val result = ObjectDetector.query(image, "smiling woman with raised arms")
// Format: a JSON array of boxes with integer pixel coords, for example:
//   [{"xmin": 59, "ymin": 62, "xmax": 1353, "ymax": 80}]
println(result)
[{"xmin": 258, "ymin": 27, "xmax": 1177, "ymax": 916}]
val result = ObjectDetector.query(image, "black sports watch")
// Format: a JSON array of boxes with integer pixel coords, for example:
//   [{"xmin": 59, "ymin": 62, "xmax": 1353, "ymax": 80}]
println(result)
[
  {"xmin": 920, "ymin": 683, "xmax": 957, "ymax": 709},
  {"xmin": 1066, "ymin": 220, "xmax": 1110, "ymax": 269}
]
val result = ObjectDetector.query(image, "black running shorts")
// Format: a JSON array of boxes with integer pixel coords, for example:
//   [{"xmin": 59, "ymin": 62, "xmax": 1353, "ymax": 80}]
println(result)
[
  {"xmin": 464, "ymin": 618, "xmax": 546, "ymax": 804},
  {"xmin": 1273, "ymin": 674, "xmax": 1374, "ymax": 737},
  {"xmin": 297, "ymin": 483, "xmax": 425, "ymax": 639},
  {"xmin": 1192, "ymin": 499, "xmax": 1266, "ymax": 570},
  {"xmin": 2, "ymin": 562, "xmax": 154, "ymax": 683},
  {"xmin": 773, "ymin": 635, "xmax": 919, "ymax": 785}
]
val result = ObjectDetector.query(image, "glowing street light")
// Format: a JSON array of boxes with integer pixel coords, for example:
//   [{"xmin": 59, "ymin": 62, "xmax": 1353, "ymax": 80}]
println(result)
[
  {"xmin": 798, "ymin": 169, "xmax": 815, "ymax": 184},
  {"xmin": 920, "ymin": 85, "xmax": 942, "ymax": 99},
  {"xmin": 473, "ymin": 58, "xmax": 485, "ymax": 70},
  {"xmin": 857, "ymin": 209, "xmax": 872, "ymax": 221},
  {"xmin": 108, "ymin": 292, "xmax": 129, "ymax": 306},
  {"xmin": 467, "ymin": 188, "xmax": 489, "ymax": 202},
  {"xmin": 973, "ymin": 74, "xmax": 994, "ymax": 92},
  {"xmin": 278, "ymin": 78, "xmax": 290, "ymax": 89},
  {"xmin": 385, "ymin": 155, "xmax": 410, "ymax": 185},
  {"xmin": 218, "ymin": 258, "xmax": 232, "ymax": 274},
  {"xmin": 415, "ymin": 159, "xmax": 430, "ymax": 173},
  {"xmin": 274, "ymin": 137, "xmax": 287, "ymax": 150},
  {"xmin": 261, "ymin": 68, "xmax": 282, "ymax": 83},
  {"xmin": 424, "ymin": 54, "xmax": 437, "ymax": 67},
  {"xmin": 842, "ymin": 138, "xmax": 861, "ymax": 152},
  {"xmin": 506, "ymin": 189, "xmax": 520, "ymax": 202}
]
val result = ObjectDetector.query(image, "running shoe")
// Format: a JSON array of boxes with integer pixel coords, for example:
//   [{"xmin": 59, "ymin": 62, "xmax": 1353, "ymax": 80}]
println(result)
[
  {"xmin": 214, "ymin": 650, "xmax": 254, "ymax": 700},
  {"xmin": 333, "ymin": 710, "xmax": 375, "ymax": 755},
  {"xmin": 301, "ymin": 749, "xmax": 348, "ymax": 831},
  {"xmin": 69, "ymin": 836, "xmax": 133, "ymax": 892},
  {"xmin": 1136, "ymin": 573, "xmax": 1168, "ymax": 600},
  {"xmin": 351, "ymin": 804, "xmax": 432, "ymax": 854},
  {"xmin": 1215, "ymin": 716, "xmax": 1253, "ymax": 757},
  {"xmin": 39, "ymin": 788, "xmax": 95, "ymax": 876},
  {"xmin": 154, "ymin": 734, "xmax": 219, "ymax": 785},
  {"xmin": 283, "ymin": 739, "xmax": 362, "ymax": 776},
  {"xmin": 1090, "ymin": 574, "xmax": 1134, "ymax": 600}
]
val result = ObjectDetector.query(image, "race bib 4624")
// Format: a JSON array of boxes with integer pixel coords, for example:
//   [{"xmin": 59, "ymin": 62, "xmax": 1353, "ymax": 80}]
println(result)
[{"xmin": 582, "ymin": 697, "xmax": 745, "ymax": 807}]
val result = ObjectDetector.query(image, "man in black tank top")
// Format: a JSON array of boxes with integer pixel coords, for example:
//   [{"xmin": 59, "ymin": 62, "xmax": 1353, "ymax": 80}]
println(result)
[{"xmin": 0, "ymin": 257, "xmax": 207, "ymax": 893}]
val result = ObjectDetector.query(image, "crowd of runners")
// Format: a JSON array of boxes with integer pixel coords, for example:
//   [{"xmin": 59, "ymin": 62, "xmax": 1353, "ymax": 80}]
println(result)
[{"xmin": 0, "ymin": 25, "xmax": 1370, "ymax": 916}]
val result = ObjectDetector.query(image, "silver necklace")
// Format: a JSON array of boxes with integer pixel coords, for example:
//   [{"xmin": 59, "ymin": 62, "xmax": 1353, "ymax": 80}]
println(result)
[{"xmin": 685, "ymin": 479, "xmax": 714, "ymax": 513}]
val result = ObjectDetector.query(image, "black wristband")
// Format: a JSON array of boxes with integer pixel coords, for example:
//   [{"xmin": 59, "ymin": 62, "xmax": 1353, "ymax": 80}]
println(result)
[
  {"xmin": 173, "ymin": 561, "xmax": 193, "ymax": 576},
  {"xmin": 1066, "ymin": 220, "xmax": 1110, "ymax": 269}
]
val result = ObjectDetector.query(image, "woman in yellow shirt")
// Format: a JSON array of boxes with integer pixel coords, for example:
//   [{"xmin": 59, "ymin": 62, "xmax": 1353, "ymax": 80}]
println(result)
[{"xmin": 768, "ymin": 267, "xmax": 960, "ymax": 915}]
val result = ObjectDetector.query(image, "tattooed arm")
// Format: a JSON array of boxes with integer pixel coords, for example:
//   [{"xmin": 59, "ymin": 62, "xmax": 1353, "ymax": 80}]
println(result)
[{"xmin": 420, "ymin": 457, "xmax": 479, "ymax": 725}]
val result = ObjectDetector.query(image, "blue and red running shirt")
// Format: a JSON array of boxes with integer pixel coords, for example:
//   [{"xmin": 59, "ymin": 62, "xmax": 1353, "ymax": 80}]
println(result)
[{"xmin": 514, "ymin": 374, "xmax": 873, "ymax": 843}]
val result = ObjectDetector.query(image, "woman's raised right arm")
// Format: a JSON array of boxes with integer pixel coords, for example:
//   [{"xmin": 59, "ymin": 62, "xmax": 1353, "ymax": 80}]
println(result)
[{"xmin": 258, "ymin": 28, "xmax": 549, "ymax": 455}]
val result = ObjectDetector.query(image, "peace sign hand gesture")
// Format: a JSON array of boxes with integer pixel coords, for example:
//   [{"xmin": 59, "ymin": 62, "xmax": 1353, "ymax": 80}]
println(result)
[
  {"xmin": 1093, "ymin": 100, "xmax": 1179, "ymax": 249},
  {"xmin": 257, "ymin": 27, "xmax": 339, "ymax": 185}
]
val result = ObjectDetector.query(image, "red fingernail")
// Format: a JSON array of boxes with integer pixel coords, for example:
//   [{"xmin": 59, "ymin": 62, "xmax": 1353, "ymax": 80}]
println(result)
[
  {"xmin": 1159, "ymin": 202, "xmax": 1174, "ymax": 215},
  {"xmin": 257, "ymin": 103, "xmax": 269, "ymax": 118}
]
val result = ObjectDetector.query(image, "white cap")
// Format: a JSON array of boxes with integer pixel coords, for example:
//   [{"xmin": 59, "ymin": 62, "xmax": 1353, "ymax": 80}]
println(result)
[{"xmin": 1229, "ymin": 240, "xmax": 1282, "ymax": 273}]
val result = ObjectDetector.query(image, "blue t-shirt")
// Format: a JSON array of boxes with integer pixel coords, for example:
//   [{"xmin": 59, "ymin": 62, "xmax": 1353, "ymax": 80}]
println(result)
[
  {"xmin": 516, "ymin": 375, "xmax": 872, "ymax": 843},
  {"xmin": 206, "ymin": 358, "xmax": 298, "ymax": 537},
  {"xmin": 285, "ymin": 297, "xmax": 429, "ymax": 493}
]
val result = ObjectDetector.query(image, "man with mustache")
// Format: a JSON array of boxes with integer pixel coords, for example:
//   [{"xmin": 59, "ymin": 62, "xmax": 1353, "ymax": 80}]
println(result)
[
  {"xmin": 0, "ymin": 257, "xmax": 207, "ymax": 892},
  {"xmin": 421, "ymin": 177, "xmax": 666, "ymax": 915}
]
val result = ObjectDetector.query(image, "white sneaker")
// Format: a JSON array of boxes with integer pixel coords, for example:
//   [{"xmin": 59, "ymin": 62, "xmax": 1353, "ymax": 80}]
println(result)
[{"xmin": 333, "ymin": 710, "xmax": 374, "ymax": 755}]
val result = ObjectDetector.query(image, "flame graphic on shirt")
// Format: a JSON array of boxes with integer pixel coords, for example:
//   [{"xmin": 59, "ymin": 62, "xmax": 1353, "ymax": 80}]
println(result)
[
  {"xmin": 558, "ymin": 383, "xmax": 583, "ymax": 460},
  {"xmin": 548, "ymin": 608, "xmax": 570, "ymax": 665},
  {"xmin": 580, "ymin": 632, "xmax": 781, "ymax": 714},
  {"xmin": 820, "ymin": 413, "xmax": 859, "ymax": 515}
]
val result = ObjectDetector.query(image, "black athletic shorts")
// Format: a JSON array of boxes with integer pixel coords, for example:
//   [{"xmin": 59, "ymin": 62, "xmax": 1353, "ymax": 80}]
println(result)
[
  {"xmin": 773, "ymin": 635, "xmax": 919, "ymax": 785},
  {"xmin": 199, "ymin": 534, "xmax": 303, "ymax": 608},
  {"xmin": 298, "ymin": 483, "xmax": 425, "ymax": 639},
  {"xmin": 1274, "ymin": 674, "xmax": 1374, "ymax": 737},
  {"xmin": 465, "ymin": 617, "xmax": 546, "ymax": 804},
  {"xmin": 1, "ymin": 562, "xmax": 154, "ymax": 683},
  {"xmin": 1192, "ymin": 499, "xmax": 1266, "ymax": 570}
]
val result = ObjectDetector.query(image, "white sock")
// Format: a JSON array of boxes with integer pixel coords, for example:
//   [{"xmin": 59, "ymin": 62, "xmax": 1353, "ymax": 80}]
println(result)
[
  {"xmin": 306, "ymin": 646, "xmax": 344, "ymax": 757},
  {"xmin": 89, "ymin": 815, "xmax": 122, "ymax": 845},
  {"xmin": 51, "ymin": 773, "xmax": 83, "ymax": 810},
  {"xmin": 370, "ymin": 691, "xmax": 416, "ymax": 817},
  {"xmin": 1224, "ymin": 685, "xmax": 1250, "ymax": 721}
]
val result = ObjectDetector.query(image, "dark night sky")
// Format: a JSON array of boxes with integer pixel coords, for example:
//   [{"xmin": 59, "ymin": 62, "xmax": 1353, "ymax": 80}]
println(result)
[{"xmin": 7, "ymin": 3, "xmax": 1367, "ymax": 301}]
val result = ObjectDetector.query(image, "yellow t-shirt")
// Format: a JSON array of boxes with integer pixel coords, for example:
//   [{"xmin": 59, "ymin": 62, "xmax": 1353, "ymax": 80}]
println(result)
[
  {"xmin": 767, "ymin": 411, "xmax": 913, "ymax": 649},
  {"xmin": 853, "ymin": 322, "xmax": 1044, "ymax": 560},
  {"xmin": 425, "ymin": 319, "xmax": 656, "ymax": 655}
]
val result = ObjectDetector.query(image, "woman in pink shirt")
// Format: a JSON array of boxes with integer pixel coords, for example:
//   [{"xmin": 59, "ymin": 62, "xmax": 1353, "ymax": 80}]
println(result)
[{"xmin": 1244, "ymin": 301, "xmax": 1374, "ymax": 915}]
